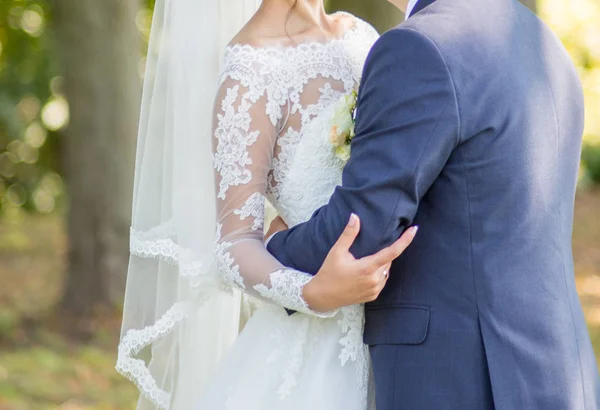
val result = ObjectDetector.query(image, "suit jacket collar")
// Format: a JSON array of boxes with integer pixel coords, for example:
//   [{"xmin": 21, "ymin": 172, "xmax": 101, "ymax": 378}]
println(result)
[{"xmin": 408, "ymin": 0, "xmax": 437, "ymax": 18}]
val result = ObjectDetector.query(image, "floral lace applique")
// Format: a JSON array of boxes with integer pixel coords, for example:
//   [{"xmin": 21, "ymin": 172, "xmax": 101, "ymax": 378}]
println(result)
[
  {"xmin": 296, "ymin": 83, "xmax": 344, "ymax": 127},
  {"xmin": 277, "ymin": 317, "xmax": 310, "ymax": 399},
  {"xmin": 214, "ymin": 85, "xmax": 261, "ymax": 200},
  {"xmin": 254, "ymin": 269, "xmax": 337, "ymax": 317},
  {"xmin": 234, "ymin": 192, "xmax": 265, "ymax": 231},
  {"xmin": 268, "ymin": 128, "xmax": 302, "ymax": 201},
  {"xmin": 215, "ymin": 240, "xmax": 246, "ymax": 290}
]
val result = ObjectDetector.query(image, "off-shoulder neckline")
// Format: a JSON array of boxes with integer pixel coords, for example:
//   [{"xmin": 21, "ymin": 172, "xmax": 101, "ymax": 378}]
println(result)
[{"xmin": 224, "ymin": 11, "xmax": 364, "ymax": 53}]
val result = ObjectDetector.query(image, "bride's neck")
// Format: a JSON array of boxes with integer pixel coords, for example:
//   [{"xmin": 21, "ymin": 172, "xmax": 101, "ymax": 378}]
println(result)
[{"xmin": 258, "ymin": 0, "xmax": 330, "ymax": 34}]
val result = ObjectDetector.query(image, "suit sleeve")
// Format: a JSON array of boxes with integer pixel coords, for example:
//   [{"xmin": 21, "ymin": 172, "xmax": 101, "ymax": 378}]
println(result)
[{"xmin": 267, "ymin": 28, "xmax": 461, "ymax": 274}]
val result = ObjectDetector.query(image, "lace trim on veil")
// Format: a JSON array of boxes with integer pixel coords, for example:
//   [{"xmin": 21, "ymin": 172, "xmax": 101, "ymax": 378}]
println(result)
[
  {"xmin": 116, "ymin": 225, "xmax": 217, "ymax": 410},
  {"xmin": 117, "ymin": 302, "xmax": 189, "ymax": 409}
]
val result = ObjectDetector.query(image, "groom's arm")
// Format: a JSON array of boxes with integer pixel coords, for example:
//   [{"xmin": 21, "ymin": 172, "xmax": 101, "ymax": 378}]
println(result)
[{"xmin": 268, "ymin": 28, "xmax": 460, "ymax": 274}]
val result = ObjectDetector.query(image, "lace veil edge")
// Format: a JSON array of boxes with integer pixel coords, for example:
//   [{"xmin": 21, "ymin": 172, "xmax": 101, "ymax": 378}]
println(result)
[{"xmin": 117, "ymin": 0, "xmax": 261, "ymax": 407}]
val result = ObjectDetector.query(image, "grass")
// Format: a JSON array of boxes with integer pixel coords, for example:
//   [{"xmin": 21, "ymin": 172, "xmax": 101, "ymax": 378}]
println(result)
[
  {"xmin": 0, "ymin": 211, "xmax": 137, "ymax": 409},
  {"xmin": 0, "ymin": 188, "xmax": 599, "ymax": 409},
  {"xmin": 0, "ymin": 334, "xmax": 136, "ymax": 410}
]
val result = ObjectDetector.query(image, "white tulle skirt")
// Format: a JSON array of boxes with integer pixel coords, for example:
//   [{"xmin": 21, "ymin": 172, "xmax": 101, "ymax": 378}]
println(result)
[{"xmin": 196, "ymin": 303, "xmax": 373, "ymax": 410}]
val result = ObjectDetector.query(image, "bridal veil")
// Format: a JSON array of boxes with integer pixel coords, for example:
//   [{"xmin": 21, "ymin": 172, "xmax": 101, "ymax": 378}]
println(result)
[{"xmin": 116, "ymin": 0, "xmax": 261, "ymax": 408}]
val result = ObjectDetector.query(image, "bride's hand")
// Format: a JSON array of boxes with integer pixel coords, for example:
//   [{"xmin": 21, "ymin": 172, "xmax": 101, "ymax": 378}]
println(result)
[
  {"xmin": 265, "ymin": 216, "xmax": 288, "ymax": 242},
  {"xmin": 303, "ymin": 214, "xmax": 418, "ymax": 313}
]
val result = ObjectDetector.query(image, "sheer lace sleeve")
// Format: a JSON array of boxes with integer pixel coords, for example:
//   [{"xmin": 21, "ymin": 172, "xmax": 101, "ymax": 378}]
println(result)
[{"xmin": 212, "ymin": 68, "xmax": 335, "ymax": 318}]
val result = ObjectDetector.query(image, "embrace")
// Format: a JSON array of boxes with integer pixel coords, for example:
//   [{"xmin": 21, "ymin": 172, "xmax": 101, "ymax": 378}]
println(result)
[{"xmin": 117, "ymin": 0, "xmax": 600, "ymax": 408}]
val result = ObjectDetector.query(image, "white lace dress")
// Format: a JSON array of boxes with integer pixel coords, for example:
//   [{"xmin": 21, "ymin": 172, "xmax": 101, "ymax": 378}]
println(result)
[{"xmin": 198, "ymin": 14, "xmax": 379, "ymax": 410}]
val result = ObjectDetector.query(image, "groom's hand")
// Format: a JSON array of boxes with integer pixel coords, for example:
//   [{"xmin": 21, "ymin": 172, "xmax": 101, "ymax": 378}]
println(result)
[{"xmin": 303, "ymin": 214, "xmax": 418, "ymax": 312}]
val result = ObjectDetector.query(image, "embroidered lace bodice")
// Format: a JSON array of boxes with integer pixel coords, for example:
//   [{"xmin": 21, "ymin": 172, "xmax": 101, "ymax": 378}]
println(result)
[{"xmin": 213, "ymin": 13, "xmax": 379, "ymax": 313}]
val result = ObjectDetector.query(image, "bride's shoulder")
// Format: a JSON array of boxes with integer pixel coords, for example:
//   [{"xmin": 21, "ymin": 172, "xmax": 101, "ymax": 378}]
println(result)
[
  {"xmin": 221, "ymin": 19, "xmax": 286, "ymax": 68},
  {"xmin": 219, "ymin": 33, "xmax": 284, "ymax": 86},
  {"xmin": 225, "ymin": 11, "xmax": 293, "ymax": 50},
  {"xmin": 219, "ymin": 44, "xmax": 280, "ymax": 87},
  {"xmin": 227, "ymin": 25, "xmax": 270, "ymax": 50},
  {"xmin": 221, "ymin": 19, "xmax": 288, "ymax": 76},
  {"xmin": 332, "ymin": 11, "xmax": 379, "ymax": 39}
]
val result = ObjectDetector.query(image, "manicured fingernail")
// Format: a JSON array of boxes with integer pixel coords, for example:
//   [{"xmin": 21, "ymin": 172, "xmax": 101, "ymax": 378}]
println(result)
[
  {"xmin": 349, "ymin": 213, "xmax": 358, "ymax": 226},
  {"xmin": 411, "ymin": 226, "xmax": 419, "ymax": 235}
]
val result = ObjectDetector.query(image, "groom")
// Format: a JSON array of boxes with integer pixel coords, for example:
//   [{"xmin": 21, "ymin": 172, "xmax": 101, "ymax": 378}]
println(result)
[{"xmin": 267, "ymin": 0, "xmax": 600, "ymax": 408}]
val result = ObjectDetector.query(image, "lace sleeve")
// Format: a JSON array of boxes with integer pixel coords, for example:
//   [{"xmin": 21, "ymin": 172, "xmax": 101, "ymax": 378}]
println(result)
[{"xmin": 212, "ymin": 72, "xmax": 335, "ymax": 318}]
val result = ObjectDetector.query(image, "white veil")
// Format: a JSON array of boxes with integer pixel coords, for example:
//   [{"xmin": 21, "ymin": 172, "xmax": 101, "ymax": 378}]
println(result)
[{"xmin": 116, "ymin": 0, "xmax": 261, "ymax": 408}]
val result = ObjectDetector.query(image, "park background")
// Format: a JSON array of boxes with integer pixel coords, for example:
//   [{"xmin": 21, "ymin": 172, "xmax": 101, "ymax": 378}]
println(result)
[{"xmin": 0, "ymin": 0, "xmax": 599, "ymax": 408}]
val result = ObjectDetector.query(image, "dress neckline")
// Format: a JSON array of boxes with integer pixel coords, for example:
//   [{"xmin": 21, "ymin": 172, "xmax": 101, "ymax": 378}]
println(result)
[{"xmin": 224, "ymin": 11, "xmax": 360, "ymax": 54}]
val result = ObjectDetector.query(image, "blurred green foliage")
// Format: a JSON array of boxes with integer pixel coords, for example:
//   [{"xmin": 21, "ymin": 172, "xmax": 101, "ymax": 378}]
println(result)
[
  {"xmin": 0, "ymin": 0, "xmax": 62, "ymax": 214},
  {"xmin": 0, "ymin": 0, "xmax": 155, "ymax": 216},
  {"xmin": 583, "ymin": 144, "xmax": 600, "ymax": 184},
  {"xmin": 0, "ymin": 0, "xmax": 598, "ymax": 218}
]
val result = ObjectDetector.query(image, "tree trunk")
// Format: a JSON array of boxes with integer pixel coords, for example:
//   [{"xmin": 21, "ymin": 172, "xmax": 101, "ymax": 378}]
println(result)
[
  {"xmin": 327, "ymin": 0, "xmax": 402, "ymax": 33},
  {"xmin": 53, "ymin": 0, "xmax": 140, "ymax": 320}
]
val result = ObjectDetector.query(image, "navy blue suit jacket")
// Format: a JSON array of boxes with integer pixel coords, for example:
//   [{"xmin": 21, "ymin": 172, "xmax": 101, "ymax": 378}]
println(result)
[{"xmin": 268, "ymin": 0, "xmax": 600, "ymax": 408}]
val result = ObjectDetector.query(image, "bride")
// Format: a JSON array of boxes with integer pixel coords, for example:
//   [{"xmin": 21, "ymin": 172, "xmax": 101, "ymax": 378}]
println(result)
[{"xmin": 117, "ymin": 0, "xmax": 412, "ymax": 408}]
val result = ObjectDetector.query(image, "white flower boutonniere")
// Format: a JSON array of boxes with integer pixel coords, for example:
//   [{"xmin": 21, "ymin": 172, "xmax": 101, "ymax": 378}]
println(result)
[{"xmin": 329, "ymin": 89, "xmax": 358, "ymax": 162}]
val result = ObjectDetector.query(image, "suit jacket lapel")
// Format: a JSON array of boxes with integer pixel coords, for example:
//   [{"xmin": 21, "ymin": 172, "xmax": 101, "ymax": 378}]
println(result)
[{"xmin": 409, "ymin": 0, "xmax": 438, "ymax": 18}]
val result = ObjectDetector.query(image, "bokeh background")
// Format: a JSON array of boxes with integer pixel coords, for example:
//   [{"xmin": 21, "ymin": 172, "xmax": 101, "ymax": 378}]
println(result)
[{"xmin": 0, "ymin": 0, "xmax": 598, "ymax": 408}]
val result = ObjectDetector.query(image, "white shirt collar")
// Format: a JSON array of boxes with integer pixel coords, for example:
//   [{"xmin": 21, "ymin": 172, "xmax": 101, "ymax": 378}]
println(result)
[{"xmin": 405, "ymin": 0, "xmax": 420, "ymax": 20}]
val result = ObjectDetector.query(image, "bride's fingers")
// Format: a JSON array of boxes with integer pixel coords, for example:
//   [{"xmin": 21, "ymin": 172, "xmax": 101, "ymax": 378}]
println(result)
[
  {"xmin": 376, "ymin": 263, "xmax": 391, "ymax": 286},
  {"xmin": 364, "ymin": 263, "xmax": 392, "ymax": 302},
  {"xmin": 333, "ymin": 213, "xmax": 360, "ymax": 254}
]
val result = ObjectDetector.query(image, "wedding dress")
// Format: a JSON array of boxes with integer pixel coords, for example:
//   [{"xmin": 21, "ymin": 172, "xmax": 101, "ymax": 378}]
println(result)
[
  {"xmin": 197, "ymin": 13, "xmax": 380, "ymax": 410},
  {"xmin": 117, "ymin": 4, "xmax": 380, "ymax": 408}
]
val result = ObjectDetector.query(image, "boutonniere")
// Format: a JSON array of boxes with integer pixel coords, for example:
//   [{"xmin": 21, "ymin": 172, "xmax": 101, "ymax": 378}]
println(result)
[{"xmin": 329, "ymin": 89, "xmax": 358, "ymax": 162}]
